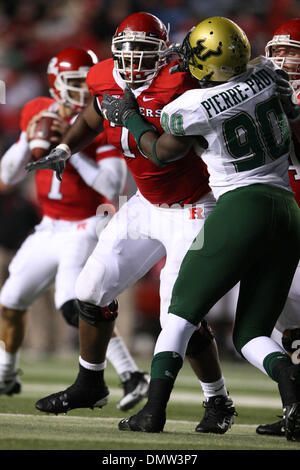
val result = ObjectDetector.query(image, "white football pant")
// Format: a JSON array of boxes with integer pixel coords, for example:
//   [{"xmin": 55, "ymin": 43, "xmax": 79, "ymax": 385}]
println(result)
[
  {"xmin": 75, "ymin": 190, "xmax": 216, "ymax": 328},
  {"xmin": 0, "ymin": 215, "xmax": 100, "ymax": 310}
]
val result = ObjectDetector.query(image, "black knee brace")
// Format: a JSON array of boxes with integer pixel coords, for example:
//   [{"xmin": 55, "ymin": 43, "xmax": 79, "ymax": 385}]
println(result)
[
  {"xmin": 76, "ymin": 299, "xmax": 118, "ymax": 326},
  {"xmin": 186, "ymin": 319, "xmax": 215, "ymax": 357},
  {"xmin": 282, "ymin": 328, "xmax": 300, "ymax": 353},
  {"xmin": 60, "ymin": 300, "xmax": 80, "ymax": 328}
]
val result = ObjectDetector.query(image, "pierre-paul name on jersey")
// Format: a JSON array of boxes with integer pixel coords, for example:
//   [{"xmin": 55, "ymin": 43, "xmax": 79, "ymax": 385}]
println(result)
[
  {"xmin": 161, "ymin": 59, "xmax": 292, "ymax": 199},
  {"xmin": 201, "ymin": 69, "xmax": 274, "ymax": 119}
]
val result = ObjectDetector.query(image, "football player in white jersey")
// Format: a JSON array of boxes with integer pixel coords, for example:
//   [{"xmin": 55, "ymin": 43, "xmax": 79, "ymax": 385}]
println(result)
[
  {"xmin": 254, "ymin": 18, "xmax": 300, "ymax": 437},
  {"xmin": 100, "ymin": 17, "xmax": 300, "ymax": 440}
]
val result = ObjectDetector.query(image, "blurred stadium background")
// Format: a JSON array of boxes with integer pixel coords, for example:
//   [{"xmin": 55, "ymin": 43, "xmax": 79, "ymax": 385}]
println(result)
[{"xmin": 0, "ymin": 0, "xmax": 300, "ymax": 360}]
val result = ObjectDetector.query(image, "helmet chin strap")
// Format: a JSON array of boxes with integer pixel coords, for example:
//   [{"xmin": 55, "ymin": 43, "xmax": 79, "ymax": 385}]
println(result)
[
  {"xmin": 121, "ymin": 66, "xmax": 156, "ymax": 84},
  {"xmin": 54, "ymin": 71, "xmax": 89, "ymax": 109},
  {"xmin": 50, "ymin": 85, "xmax": 88, "ymax": 112}
]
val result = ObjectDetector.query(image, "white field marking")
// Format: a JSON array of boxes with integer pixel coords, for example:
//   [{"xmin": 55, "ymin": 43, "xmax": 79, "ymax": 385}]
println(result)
[
  {"xmin": 0, "ymin": 413, "xmax": 258, "ymax": 428},
  {"xmin": 14, "ymin": 383, "xmax": 281, "ymax": 408},
  {"xmin": 190, "ymin": 377, "xmax": 276, "ymax": 390},
  {"xmin": 27, "ymin": 367, "xmax": 277, "ymax": 391},
  {"xmin": 177, "ymin": 375, "xmax": 277, "ymax": 391}
]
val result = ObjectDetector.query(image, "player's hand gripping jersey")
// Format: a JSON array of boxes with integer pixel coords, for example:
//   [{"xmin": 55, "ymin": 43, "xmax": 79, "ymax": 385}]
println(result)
[
  {"xmin": 88, "ymin": 58, "xmax": 210, "ymax": 206},
  {"xmin": 21, "ymin": 97, "xmax": 119, "ymax": 220},
  {"xmin": 161, "ymin": 57, "xmax": 292, "ymax": 199}
]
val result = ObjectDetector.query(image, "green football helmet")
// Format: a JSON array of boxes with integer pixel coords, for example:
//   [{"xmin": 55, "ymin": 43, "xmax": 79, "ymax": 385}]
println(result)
[{"xmin": 185, "ymin": 17, "xmax": 251, "ymax": 83}]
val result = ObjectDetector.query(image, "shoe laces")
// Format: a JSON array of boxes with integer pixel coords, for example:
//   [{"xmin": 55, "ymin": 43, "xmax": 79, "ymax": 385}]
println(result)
[{"xmin": 202, "ymin": 396, "xmax": 238, "ymax": 418}]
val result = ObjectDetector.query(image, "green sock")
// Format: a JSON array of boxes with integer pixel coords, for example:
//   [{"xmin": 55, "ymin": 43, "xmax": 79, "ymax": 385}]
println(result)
[
  {"xmin": 144, "ymin": 352, "xmax": 183, "ymax": 412},
  {"xmin": 263, "ymin": 351, "xmax": 292, "ymax": 380},
  {"xmin": 151, "ymin": 351, "xmax": 183, "ymax": 381}
]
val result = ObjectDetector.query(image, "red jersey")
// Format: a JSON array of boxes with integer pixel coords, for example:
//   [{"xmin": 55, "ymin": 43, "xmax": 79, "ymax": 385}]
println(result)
[
  {"xmin": 289, "ymin": 93, "xmax": 300, "ymax": 207},
  {"xmin": 87, "ymin": 58, "xmax": 210, "ymax": 206},
  {"xmin": 20, "ymin": 97, "xmax": 122, "ymax": 221}
]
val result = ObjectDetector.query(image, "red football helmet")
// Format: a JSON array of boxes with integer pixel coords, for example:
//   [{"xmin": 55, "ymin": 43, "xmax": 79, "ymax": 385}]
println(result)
[
  {"xmin": 265, "ymin": 19, "xmax": 300, "ymax": 87},
  {"xmin": 47, "ymin": 47, "xmax": 98, "ymax": 110},
  {"xmin": 112, "ymin": 12, "xmax": 169, "ymax": 84}
]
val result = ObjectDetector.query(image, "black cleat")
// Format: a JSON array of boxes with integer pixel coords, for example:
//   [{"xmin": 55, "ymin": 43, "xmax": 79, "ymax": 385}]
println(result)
[
  {"xmin": 35, "ymin": 380, "xmax": 109, "ymax": 414},
  {"xmin": 118, "ymin": 371, "xmax": 149, "ymax": 411},
  {"xmin": 119, "ymin": 406, "xmax": 166, "ymax": 433},
  {"xmin": 256, "ymin": 418, "xmax": 285, "ymax": 436},
  {"xmin": 284, "ymin": 403, "xmax": 300, "ymax": 441},
  {"xmin": 0, "ymin": 371, "xmax": 22, "ymax": 396},
  {"xmin": 277, "ymin": 364, "xmax": 300, "ymax": 441},
  {"xmin": 195, "ymin": 395, "xmax": 237, "ymax": 434}
]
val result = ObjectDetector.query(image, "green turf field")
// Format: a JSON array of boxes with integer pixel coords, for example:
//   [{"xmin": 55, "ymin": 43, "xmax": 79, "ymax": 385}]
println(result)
[{"xmin": 0, "ymin": 354, "xmax": 299, "ymax": 451}]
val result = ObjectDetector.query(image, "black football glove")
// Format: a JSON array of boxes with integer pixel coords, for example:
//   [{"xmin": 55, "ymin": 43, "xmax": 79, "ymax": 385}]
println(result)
[
  {"xmin": 25, "ymin": 147, "xmax": 68, "ymax": 181},
  {"xmin": 275, "ymin": 69, "xmax": 300, "ymax": 121},
  {"xmin": 101, "ymin": 85, "xmax": 139, "ymax": 127}
]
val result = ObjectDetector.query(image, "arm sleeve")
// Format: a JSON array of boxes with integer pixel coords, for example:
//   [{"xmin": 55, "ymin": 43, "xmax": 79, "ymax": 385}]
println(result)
[
  {"xmin": 161, "ymin": 90, "xmax": 208, "ymax": 136},
  {"xmin": 0, "ymin": 132, "xmax": 32, "ymax": 185},
  {"xmin": 69, "ymin": 152, "xmax": 127, "ymax": 201}
]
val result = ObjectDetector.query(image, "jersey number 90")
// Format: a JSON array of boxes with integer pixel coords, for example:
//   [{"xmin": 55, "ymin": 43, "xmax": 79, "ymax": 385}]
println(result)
[{"xmin": 223, "ymin": 96, "xmax": 290, "ymax": 172}]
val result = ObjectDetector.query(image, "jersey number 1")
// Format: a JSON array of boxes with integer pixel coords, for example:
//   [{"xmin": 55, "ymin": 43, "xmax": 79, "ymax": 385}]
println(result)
[{"xmin": 48, "ymin": 173, "xmax": 63, "ymax": 200}]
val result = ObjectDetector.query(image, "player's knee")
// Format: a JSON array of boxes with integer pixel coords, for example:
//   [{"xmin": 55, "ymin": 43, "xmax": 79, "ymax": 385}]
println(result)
[
  {"xmin": 232, "ymin": 328, "xmax": 253, "ymax": 356},
  {"xmin": 0, "ymin": 283, "xmax": 30, "ymax": 312},
  {"xmin": 232, "ymin": 329, "xmax": 242, "ymax": 355},
  {"xmin": 60, "ymin": 300, "xmax": 79, "ymax": 328},
  {"xmin": 75, "ymin": 256, "xmax": 107, "ymax": 305},
  {"xmin": 77, "ymin": 299, "xmax": 118, "ymax": 326},
  {"xmin": 186, "ymin": 320, "xmax": 215, "ymax": 357}
]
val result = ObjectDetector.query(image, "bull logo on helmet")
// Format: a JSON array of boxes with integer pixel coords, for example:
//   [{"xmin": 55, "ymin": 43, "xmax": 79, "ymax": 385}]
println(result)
[{"xmin": 192, "ymin": 39, "xmax": 223, "ymax": 62}]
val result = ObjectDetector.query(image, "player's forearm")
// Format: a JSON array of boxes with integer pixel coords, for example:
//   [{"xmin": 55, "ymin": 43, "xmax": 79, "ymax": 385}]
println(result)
[
  {"xmin": 140, "ymin": 131, "xmax": 194, "ymax": 164},
  {"xmin": 61, "ymin": 100, "xmax": 104, "ymax": 155},
  {"xmin": 62, "ymin": 113, "xmax": 103, "ymax": 155},
  {"xmin": 1, "ymin": 132, "xmax": 31, "ymax": 185},
  {"xmin": 126, "ymin": 114, "xmax": 193, "ymax": 166},
  {"xmin": 138, "ymin": 130, "xmax": 165, "ymax": 166}
]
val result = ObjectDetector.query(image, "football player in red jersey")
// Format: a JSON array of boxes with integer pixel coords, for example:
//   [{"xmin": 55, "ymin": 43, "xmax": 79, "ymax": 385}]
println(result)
[
  {"xmin": 0, "ymin": 47, "xmax": 151, "ymax": 412},
  {"xmin": 255, "ymin": 18, "xmax": 300, "ymax": 437},
  {"xmin": 27, "ymin": 13, "xmax": 237, "ymax": 433}
]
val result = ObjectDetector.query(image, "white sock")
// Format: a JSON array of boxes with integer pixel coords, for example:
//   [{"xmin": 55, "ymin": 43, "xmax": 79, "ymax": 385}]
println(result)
[
  {"xmin": 79, "ymin": 356, "xmax": 106, "ymax": 371},
  {"xmin": 241, "ymin": 336, "xmax": 285, "ymax": 375},
  {"xmin": 200, "ymin": 376, "xmax": 228, "ymax": 399},
  {"xmin": 0, "ymin": 348, "xmax": 19, "ymax": 380},
  {"xmin": 106, "ymin": 337, "xmax": 138, "ymax": 376}
]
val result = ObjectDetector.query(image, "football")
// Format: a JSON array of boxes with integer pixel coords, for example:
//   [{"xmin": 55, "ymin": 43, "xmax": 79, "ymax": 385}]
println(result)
[{"xmin": 28, "ymin": 112, "xmax": 60, "ymax": 160}]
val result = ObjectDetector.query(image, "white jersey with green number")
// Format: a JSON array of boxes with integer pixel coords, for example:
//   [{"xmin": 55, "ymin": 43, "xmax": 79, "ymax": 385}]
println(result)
[{"xmin": 160, "ymin": 57, "xmax": 292, "ymax": 199}]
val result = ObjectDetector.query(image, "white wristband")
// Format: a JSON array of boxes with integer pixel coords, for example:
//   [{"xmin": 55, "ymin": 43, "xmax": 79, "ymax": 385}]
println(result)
[{"xmin": 56, "ymin": 143, "xmax": 71, "ymax": 159}]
